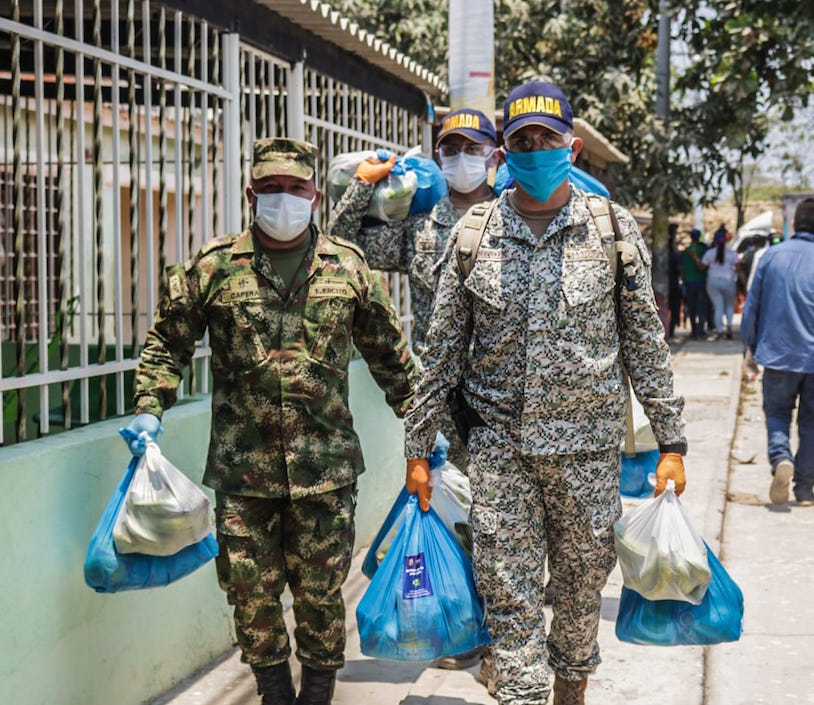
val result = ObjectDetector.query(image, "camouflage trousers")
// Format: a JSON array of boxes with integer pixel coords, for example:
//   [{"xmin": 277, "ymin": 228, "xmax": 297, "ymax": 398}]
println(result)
[
  {"xmin": 466, "ymin": 427, "xmax": 621, "ymax": 705},
  {"xmin": 214, "ymin": 484, "xmax": 357, "ymax": 670}
]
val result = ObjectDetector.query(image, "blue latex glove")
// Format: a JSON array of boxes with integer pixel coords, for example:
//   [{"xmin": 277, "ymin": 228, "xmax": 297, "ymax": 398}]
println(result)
[
  {"xmin": 119, "ymin": 413, "xmax": 163, "ymax": 456},
  {"xmin": 429, "ymin": 431, "xmax": 451, "ymax": 470},
  {"xmin": 376, "ymin": 148, "xmax": 405, "ymax": 175}
]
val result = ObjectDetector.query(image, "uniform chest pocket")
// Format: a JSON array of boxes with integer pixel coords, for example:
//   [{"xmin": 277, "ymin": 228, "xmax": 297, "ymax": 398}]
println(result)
[
  {"xmin": 304, "ymin": 295, "xmax": 356, "ymax": 369},
  {"xmin": 561, "ymin": 257, "xmax": 614, "ymax": 308},
  {"xmin": 465, "ymin": 257, "xmax": 508, "ymax": 311},
  {"xmin": 210, "ymin": 295, "xmax": 277, "ymax": 370}
]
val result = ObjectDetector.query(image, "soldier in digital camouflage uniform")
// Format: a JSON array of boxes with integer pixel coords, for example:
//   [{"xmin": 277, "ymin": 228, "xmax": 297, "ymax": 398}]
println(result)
[
  {"xmin": 125, "ymin": 138, "xmax": 417, "ymax": 705},
  {"xmin": 403, "ymin": 82, "xmax": 688, "ymax": 705},
  {"xmin": 327, "ymin": 109, "xmax": 500, "ymax": 478}
]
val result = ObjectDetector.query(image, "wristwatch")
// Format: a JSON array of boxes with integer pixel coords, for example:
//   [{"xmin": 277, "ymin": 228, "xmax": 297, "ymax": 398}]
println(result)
[{"xmin": 658, "ymin": 438, "xmax": 688, "ymax": 456}]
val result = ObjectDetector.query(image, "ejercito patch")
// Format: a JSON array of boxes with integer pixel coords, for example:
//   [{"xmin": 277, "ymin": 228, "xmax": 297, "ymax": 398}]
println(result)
[{"xmin": 310, "ymin": 277, "xmax": 353, "ymax": 299}]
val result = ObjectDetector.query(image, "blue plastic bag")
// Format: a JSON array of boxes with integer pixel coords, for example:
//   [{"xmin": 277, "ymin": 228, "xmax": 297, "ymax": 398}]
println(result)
[
  {"xmin": 356, "ymin": 495, "xmax": 490, "ymax": 661},
  {"xmin": 615, "ymin": 542, "xmax": 744, "ymax": 646},
  {"xmin": 569, "ymin": 165, "xmax": 611, "ymax": 197},
  {"xmin": 361, "ymin": 433, "xmax": 460, "ymax": 580},
  {"xmin": 84, "ymin": 457, "xmax": 219, "ymax": 593},
  {"xmin": 361, "ymin": 487, "xmax": 410, "ymax": 580},
  {"xmin": 375, "ymin": 149, "xmax": 447, "ymax": 215},
  {"xmin": 404, "ymin": 155, "xmax": 447, "ymax": 214},
  {"xmin": 619, "ymin": 449, "xmax": 658, "ymax": 498}
]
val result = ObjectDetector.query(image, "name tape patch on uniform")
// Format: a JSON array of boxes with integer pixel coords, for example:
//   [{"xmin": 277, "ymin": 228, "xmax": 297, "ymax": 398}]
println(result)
[
  {"xmin": 221, "ymin": 276, "xmax": 262, "ymax": 303},
  {"xmin": 476, "ymin": 247, "xmax": 507, "ymax": 262},
  {"xmin": 168, "ymin": 273, "xmax": 184, "ymax": 300},
  {"xmin": 310, "ymin": 277, "xmax": 353, "ymax": 299},
  {"xmin": 416, "ymin": 238, "xmax": 440, "ymax": 253}
]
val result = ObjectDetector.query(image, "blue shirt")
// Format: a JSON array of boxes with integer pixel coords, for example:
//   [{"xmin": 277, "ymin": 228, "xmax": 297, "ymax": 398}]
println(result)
[{"xmin": 741, "ymin": 231, "xmax": 814, "ymax": 373}]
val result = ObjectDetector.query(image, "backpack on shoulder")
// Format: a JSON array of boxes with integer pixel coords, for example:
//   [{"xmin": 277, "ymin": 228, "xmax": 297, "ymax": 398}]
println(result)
[{"xmin": 452, "ymin": 193, "xmax": 639, "ymax": 455}]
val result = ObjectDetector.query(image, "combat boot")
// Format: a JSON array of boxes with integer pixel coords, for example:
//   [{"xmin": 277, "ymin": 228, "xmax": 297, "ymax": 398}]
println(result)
[
  {"xmin": 553, "ymin": 674, "xmax": 587, "ymax": 705},
  {"xmin": 253, "ymin": 661, "xmax": 296, "ymax": 705},
  {"xmin": 297, "ymin": 664, "xmax": 336, "ymax": 705}
]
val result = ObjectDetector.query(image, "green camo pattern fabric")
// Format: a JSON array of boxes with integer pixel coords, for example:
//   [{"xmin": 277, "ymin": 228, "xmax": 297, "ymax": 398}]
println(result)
[{"xmin": 134, "ymin": 226, "xmax": 417, "ymax": 499}]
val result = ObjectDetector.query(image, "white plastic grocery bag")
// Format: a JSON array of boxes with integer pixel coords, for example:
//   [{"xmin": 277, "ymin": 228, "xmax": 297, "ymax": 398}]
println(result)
[
  {"xmin": 113, "ymin": 440, "xmax": 214, "ymax": 557},
  {"xmin": 428, "ymin": 460, "xmax": 473, "ymax": 554},
  {"xmin": 613, "ymin": 486, "xmax": 712, "ymax": 604}
]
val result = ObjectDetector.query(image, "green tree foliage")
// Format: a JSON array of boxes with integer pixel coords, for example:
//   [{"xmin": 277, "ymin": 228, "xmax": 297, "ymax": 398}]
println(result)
[
  {"xmin": 333, "ymin": 0, "xmax": 695, "ymax": 213},
  {"xmin": 672, "ymin": 0, "xmax": 814, "ymax": 227},
  {"xmin": 332, "ymin": 1, "xmax": 814, "ymax": 222}
]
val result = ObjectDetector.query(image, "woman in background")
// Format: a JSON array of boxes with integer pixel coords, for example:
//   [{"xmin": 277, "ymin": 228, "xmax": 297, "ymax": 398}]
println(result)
[{"xmin": 701, "ymin": 229, "xmax": 740, "ymax": 339}]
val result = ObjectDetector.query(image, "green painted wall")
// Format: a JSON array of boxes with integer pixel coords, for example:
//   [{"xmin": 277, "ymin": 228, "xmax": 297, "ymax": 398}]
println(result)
[{"xmin": 0, "ymin": 359, "xmax": 405, "ymax": 705}]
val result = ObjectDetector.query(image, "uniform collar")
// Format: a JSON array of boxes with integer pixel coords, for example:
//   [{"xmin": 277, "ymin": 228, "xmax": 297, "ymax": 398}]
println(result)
[
  {"xmin": 430, "ymin": 194, "xmax": 464, "ymax": 227},
  {"xmin": 493, "ymin": 186, "xmax": 584, "ymax": 245},
  {"xmin": 245, "ymin": 225, "xmax": 324, "ymax": 298}
]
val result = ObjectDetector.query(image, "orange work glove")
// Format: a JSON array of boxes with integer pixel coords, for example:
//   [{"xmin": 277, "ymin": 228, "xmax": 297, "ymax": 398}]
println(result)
[
  {"xmin": 406, "ymin": 457, "xmax": 432, "ymax": 512},
  {"xmin": 654, "ymin": 452, "xmax": 686, "ymax": 497},
  {"xmin": 355, "ymin": 154, "xmax": 397, "ymax": 184}
]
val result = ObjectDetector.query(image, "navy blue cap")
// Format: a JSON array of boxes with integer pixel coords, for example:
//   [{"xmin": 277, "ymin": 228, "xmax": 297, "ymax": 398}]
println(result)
[
  {"xmin": 503, "ymin": 81, "xmax": 574, "ymax": 138},
  {"xmin": 690, "ymin": 228, "xmax": 702, "ymax": 240},
  {"xmin": 435, "ymin": 108, "xmax": 497, "ymax": 148}
]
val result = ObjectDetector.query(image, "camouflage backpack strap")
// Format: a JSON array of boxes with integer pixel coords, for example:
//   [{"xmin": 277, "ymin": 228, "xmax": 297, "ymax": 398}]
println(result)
[
  {"xmin": 585, "ymin": 194, "xmax": 620, "ymax": 284},
  {"xmin": 456, "ymin": 199, "xmax": 499, "ymax": 278},
  {"xmin": 585, "ymin": 194, "xmax": 640, "ymax": 297},
  {"xmin": 585, "ymin": 194, "xmax": 638, "ymax": 458}
]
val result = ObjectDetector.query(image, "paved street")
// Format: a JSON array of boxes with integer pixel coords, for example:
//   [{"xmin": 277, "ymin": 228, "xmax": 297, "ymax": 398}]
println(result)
[{"xmin": 151, "ymin": 329, "xmax": 814, "ymax": 705}]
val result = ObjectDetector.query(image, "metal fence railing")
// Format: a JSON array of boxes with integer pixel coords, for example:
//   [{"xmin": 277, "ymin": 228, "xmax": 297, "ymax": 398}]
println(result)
[{"xmin": 0, "ymin": 0, "xmax": 426, "ymax": 445}]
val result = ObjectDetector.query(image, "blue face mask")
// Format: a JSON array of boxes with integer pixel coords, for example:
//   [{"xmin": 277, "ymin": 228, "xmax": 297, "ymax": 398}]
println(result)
[{"xmin": 504, "ymin": 147, "xmax": 572, "ymax": 203}]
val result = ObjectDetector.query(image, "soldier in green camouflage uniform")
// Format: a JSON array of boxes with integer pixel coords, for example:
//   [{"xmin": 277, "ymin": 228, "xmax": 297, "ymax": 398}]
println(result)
[
  {"xmin": 404, "ymin": 82, "xmax": 687, "ymax": 705},
  {"xmin": 327, "ymin": 109, "xmax": 499, "ymax": 476},
  {"xmin": 127, "ymin": 138, "xmax": 417, "ymax": 705}
]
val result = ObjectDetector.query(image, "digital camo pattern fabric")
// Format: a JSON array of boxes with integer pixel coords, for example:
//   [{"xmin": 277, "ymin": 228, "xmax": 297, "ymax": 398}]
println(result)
[
  {"xmin": 327, "ymin": 176, "xmax": 495, "ymax": 356},
  {"xmin": 214, "ymin": 486, "xmax": 357, "ymax": 669},
  {"xmin": 467, "ymin": 429, "xmax": 620, "ymax": 702},
  {"xmin": 134, "ymin": 226, "xmax": 417, "ymax": 499},
  {"xmin": 404, "ymin": 186, "xmax": 684, "ymax": 460}
]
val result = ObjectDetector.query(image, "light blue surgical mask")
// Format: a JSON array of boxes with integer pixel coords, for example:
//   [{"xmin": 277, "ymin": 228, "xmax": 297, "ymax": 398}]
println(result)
[{"xmin": 504, "ymin": 147, "xmax": 572, "ymax": 203}]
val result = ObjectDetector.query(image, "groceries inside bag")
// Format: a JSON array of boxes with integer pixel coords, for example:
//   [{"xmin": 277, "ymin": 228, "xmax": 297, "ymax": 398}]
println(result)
[
  {"xmin": 356, "ymin": 495, "xmax": 490, "ymax": 661},
  {"xmin": 615, "ymin": 542, "xmax": 744, "ymax": 646},
  {"xmin": 327, "ymin": 148, "xmax": 446, "ymax": 222},
  {"xmin": 113, "ymin": 439, "xmax": 214, "ymax": 557},
  {"xmin": 614, "ymin": 486, "xmax": 712, "ymax": 604},
  {"xmin": 84, "ymin": 455, "xmax": 218, "ymax": 593}
]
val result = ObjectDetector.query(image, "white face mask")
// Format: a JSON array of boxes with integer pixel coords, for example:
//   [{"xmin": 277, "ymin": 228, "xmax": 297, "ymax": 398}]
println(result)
[
  {"xmin": 440, "ymin": 153, "xmax": 489, "ymax": 194},
  {"xmin": 253, "ymin": 192, "xmax": 315, "ymax": 242}
]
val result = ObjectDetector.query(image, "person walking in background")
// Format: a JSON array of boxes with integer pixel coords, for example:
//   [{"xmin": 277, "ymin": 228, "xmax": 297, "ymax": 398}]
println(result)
[
  {"xmin": 701, "ymin": 228, "xmax": 739, "ymax": 339},
  {"xmin": 667, "ymin": 223, "xmax": 684, "ymax": 339},
  {"xmin": 680, "ymin": 228, "xmax": 709, "ymax": 339},
  {"xmin": 403, "ymin": 80, "xmax": 686, "ymax": 705},
  {"xmin": 741, "ymin": 197, "xmax": 814, "ymax": 506},
  {"xmin": 740, "ymin": 233, "xmax": 767, "ymax": 291},
  {"xmin": 122, "ymin": 138, "xmax": 417, "ymax": 705}
]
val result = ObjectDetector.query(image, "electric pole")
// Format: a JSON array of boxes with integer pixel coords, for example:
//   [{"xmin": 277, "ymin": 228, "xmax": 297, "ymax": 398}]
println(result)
[{"xmin": 652, "ymin": 0, "xmax": 672, "ymax": 337}]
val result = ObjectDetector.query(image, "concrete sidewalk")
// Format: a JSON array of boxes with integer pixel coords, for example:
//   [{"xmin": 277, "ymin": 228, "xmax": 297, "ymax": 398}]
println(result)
[{"xmin": 150, "ymin": 331, "xmax": 813, "ymax": 705}]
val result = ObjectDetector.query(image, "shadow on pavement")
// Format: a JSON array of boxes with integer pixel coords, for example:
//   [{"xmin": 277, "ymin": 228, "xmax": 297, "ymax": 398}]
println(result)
[
  {"xmin": 399, "ymin": 698, "xmax": 486, "ymax": 705},
  {"xmin": 339, "ymin": 658, "xmax": 428, "ymax": 684}
]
